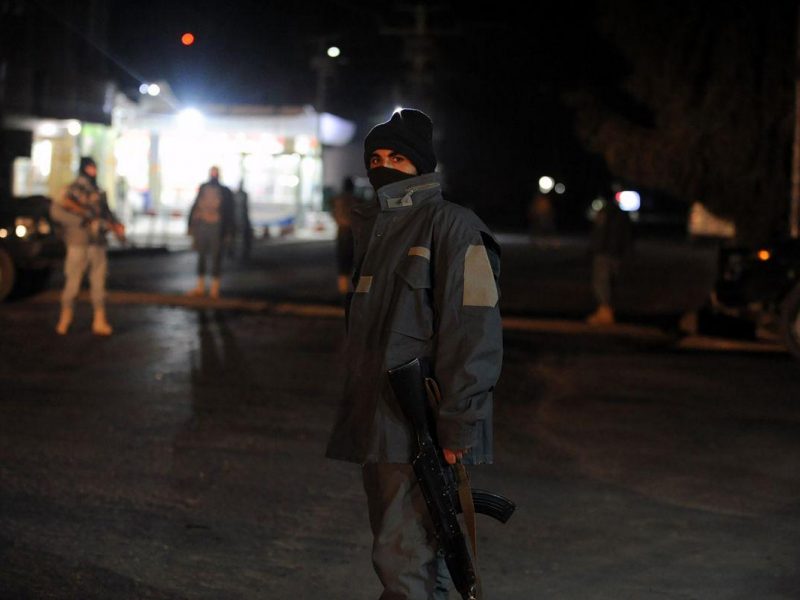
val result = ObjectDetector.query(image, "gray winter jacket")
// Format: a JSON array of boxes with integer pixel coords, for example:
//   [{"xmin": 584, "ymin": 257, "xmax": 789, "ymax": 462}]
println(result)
[{"xmin": 325, "ymin": 172, "xmax": 503, "ymax": 465}]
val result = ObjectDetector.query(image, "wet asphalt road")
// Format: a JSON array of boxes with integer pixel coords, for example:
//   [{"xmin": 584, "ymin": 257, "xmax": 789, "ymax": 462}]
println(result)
[{"xmin": 2, "ymin": 235, "xmax": 800, "ymax": 599}]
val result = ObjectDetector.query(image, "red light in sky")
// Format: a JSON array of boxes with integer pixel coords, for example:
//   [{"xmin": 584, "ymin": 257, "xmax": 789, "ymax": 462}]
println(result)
[{"xmin": 181, "ymin": 33, "xmax": 195, "ymax": 46}]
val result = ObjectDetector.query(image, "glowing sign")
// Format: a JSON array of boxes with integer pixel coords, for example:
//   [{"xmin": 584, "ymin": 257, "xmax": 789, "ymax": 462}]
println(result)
[{"xmin": 615, "ymin": 190, "xmax": 641, "ymax": 212}]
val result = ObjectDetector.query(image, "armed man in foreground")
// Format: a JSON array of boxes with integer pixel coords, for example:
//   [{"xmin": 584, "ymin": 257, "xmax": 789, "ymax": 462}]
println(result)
[{"xmin": 326, "ymin": 109, "xmax": 507, "ymax": 600}]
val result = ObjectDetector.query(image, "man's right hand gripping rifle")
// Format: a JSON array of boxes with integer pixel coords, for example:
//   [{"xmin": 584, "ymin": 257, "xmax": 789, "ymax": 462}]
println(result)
[
  {"xmin": 61, "ymin": 187, "xmax": 126, "ymax": 243},
  {"xmin": 388, "ymin": 357, "xmax": 516, "ymax": 600}
]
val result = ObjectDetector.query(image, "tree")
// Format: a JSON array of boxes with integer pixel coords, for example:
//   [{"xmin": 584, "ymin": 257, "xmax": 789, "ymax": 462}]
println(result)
[{"xmin": 568, "ymin": 1, "xmax": 795, "ymax": 243}]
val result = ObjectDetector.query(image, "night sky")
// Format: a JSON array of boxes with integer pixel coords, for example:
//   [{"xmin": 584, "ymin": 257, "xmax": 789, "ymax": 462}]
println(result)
[
  {"xmin": 105, "ymin": 1, "xmax": 616, "ymax": 208},
  {"xmin": 102, "ymin": 1, "xmax": 795, "ymax": 229}
]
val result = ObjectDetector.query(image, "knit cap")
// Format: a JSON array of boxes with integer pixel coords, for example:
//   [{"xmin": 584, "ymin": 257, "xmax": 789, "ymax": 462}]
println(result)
[{"xmin": 363, "ymin": 109, "xmax": 436, "ymax": 174}]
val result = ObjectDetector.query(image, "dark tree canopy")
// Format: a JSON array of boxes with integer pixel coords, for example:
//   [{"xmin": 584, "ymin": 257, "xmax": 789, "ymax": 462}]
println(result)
[{"xmin": 569, "ymin": 1, "xmax": 796, "ymax": 243}]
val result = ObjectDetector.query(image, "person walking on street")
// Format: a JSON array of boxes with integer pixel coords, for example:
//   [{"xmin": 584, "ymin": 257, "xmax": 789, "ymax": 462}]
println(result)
[
  {"xmin": 586, "ymin": 188, "xmax": 633, "ymax": 325},
  {"xmin": 51, "ymin": 156, "xmax": 125, "ymax": 336},
  {"xmin": 332, "ymin": 176, "xmax": 357, "ymax": 296},
  {"xmin": 325, "ymin": 109, "xmax": 503, "ymax": 599},
  {"xmin": 528, "ymin": 192, "xmax": 556, "ymax": 239},
  {"xmin": 187, "ymin": 166, "xmax": 234, "ymax": 299}
]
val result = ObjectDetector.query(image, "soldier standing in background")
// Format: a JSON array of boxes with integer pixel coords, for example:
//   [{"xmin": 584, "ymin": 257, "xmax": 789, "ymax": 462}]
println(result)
[
  {"xmin": 51, "ymin": 156, "xmax": 124, "ymax": 336},
  {"xmin": 187, "ymin": 166, "xmax": 235, "ymax": 299},
  {"xmin": 331, "ymin": 176, "xmax": 357, "ymax": 296}
]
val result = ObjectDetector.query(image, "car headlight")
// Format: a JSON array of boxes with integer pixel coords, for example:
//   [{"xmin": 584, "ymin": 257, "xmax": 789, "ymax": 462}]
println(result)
[
  {"xmin": 12, "ymin": 217, "xmax": 50, "ymax": 238},
  {"xmin": 36, "ymin": 218, "xmax": 51, "ymax": 235},
  {"xmin": 14, "ymin": 217, "xmax": 35, "ymax": 238}
]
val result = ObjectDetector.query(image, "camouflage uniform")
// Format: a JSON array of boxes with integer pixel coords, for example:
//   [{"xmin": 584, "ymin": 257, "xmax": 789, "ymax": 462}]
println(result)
[{"xmin": 50, "ymin": 174, "xmax": 118, "ymax": 311}]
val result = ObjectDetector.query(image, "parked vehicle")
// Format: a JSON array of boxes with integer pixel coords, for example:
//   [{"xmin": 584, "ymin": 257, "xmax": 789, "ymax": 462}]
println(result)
[
  {"xmin": 710, "ymin": 238, "xmax": 800, "ymax": 361},
  {"xmin": 0, "ymin": 195, "xmax": 65, "ymax": 301}
]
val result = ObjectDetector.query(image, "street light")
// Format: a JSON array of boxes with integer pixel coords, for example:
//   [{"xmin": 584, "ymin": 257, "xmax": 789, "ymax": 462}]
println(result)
[
  {"xmin": 538, "ymin": 176, "xmax": 555, "ymax": 193},
  {"xmin": 313, "ymin": 44, "xmax": 342, "ymax": 113}
]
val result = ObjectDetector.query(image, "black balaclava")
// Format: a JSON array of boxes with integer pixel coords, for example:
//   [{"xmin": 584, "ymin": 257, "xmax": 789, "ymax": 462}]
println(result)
[
  {"xmin": 79, "ymin": 156, "xmax": 97, "ymax": 186},
  {"xmin": 367, "ymin": 166, "xmax": 416, "ymax": 191},
  {"xmin": 363, "ymin": 109, "xmax": 437, "ymax": 191}
]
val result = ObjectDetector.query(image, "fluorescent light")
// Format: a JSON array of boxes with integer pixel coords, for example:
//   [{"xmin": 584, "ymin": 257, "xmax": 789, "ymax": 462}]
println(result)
[
  {"xmin": 38, "ymin": 122, "xmax": 58, "ymax": 137},
  {"xmin": 176, "ymin": 107, "xmax": 204, "ymax": 128}
]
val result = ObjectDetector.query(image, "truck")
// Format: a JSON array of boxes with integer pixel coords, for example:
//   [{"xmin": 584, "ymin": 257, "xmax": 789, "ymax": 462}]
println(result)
[
  {"xmin": 0, "ymin": 195, "xmax": 65, "ymax": 301},
  {"xmin": 709, "ymin": 238, "xmax": 800, "ymax": 361}
]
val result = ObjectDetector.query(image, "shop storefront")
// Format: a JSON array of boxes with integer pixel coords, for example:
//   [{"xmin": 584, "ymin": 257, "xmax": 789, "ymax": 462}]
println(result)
[{"xmin": 7, "ymin": 83, "xmax": 356, "ymax": 247}]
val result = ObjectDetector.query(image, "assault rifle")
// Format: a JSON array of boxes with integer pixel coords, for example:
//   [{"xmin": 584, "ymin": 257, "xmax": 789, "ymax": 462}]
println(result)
[
  {"xmin": 60, "ymin": 195, "xmax": 126, "ymax": 243},
  {"xmin": 388, "ymin": 357, "xmax": 516, "ymax": 600}
]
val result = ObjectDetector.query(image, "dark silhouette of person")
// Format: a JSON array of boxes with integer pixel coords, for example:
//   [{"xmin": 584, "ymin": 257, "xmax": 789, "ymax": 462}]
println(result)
[
  {"xmin": 234, "ymin": 181, "xmax": 253, "ymax": 263},
  {"xmin": 187, "ymin": 166, "xmax": 235, "ymax": 299},
  {"xmin": 587, "ymin": 189, "xmax": 633, "ymax": 325},
  {"xmin": 331, "ymin": 176, "xmax": 357, "ymax": 295}
]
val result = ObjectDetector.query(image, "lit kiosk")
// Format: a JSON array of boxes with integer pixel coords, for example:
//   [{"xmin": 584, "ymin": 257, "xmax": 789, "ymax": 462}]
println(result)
[{"xmin": 112, "ymin": 83, "xmax": 356, "ymax": 246}]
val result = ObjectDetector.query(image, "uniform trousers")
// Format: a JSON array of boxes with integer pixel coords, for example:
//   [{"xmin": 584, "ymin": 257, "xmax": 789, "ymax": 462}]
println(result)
[
  {"xmin": 193, "ymin": 222, "xmax": 222, "ymax": 278},
  {"xmin": 362, "ymin": 463, "xmax": 451, "ymax": 600},
  {"xmin": 592, "ymin": 254, "xmax": 621, "ymax": 306},
  {"xmin": 61, "ymin": 244, "xmax": 108, "ymax": 310}
]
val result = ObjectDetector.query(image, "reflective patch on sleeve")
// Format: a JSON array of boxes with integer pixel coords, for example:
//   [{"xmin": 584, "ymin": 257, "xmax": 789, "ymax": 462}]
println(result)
[
  {"xmin": 355, "ymin": 275, "xmax": 373, "ymax": 293},
  {"xmin": 408, "ymin": 246, "xmax": 431, "ymax": 260},
  {"xmin": 463, "ymin": 245, "xmax": 498, "ymax": 307}
]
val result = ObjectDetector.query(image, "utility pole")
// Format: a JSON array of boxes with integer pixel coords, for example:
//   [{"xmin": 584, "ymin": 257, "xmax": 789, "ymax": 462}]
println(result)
[
  {"xmin": 380, "ymin": 4, "xmax": 457, "ymax": 111},
  {"xmin": 309, "ymin": 36, "xmax": 342, "ymax": 114},
  {"xmin": 791, "ymin": 1, "xmax": 800, "ymax": 238}
]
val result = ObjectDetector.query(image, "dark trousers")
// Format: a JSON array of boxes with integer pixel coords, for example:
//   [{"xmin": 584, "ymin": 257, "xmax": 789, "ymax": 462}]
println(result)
[
  {"xmin": 592, "ymin": 254, "xmax": 621, "ymax": 306},
  {"xmin": 362, "ymin": 463, "xmax": 451, "ymax": 600},
  {"xmin": 193, "ymin": 222, "xmax": 222, "ymax": 278}
]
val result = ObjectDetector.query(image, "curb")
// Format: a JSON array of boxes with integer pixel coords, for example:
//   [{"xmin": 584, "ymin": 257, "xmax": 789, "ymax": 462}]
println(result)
[{"xmin": 27, "ymin": 289, "xmax": 788, "ymax": 355}]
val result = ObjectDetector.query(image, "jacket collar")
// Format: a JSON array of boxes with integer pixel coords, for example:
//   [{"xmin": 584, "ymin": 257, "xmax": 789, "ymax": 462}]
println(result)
[{"xmin": 375, "ymin": 172, "xmax": 442, "ymax": 212}]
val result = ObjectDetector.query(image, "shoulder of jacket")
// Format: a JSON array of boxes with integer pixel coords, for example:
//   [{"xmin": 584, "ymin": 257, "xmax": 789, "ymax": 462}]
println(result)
[
  {"xmin": 432, "ymin": 200, "xmax": 492, "ymax": 235},
  {"xmin": 430, "ymin": 199, "xmax": 500, "ymax": 258}
]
